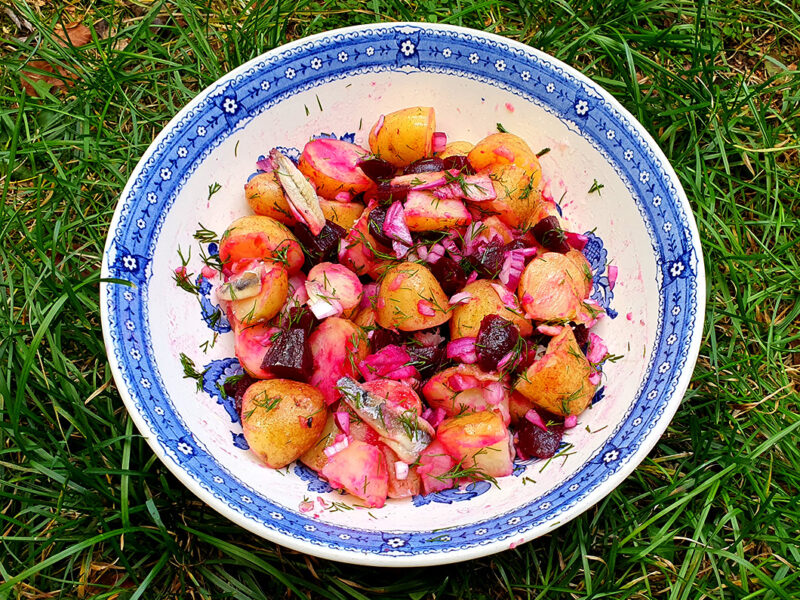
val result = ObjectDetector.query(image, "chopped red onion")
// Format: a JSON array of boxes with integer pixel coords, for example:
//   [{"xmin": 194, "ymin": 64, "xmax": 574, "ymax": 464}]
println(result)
[
  {"xmin": 432, "ymin": 173, "xmax": 496, "ymax": 202},
  {"xmin": 394, "ymin": 461, "xmax": 409, "ymax": 480},
  {"xmin": 414, "ymin": 330, "xmax": 445, "ymax": 347},
  {"xmin": 393, "ymin": 240, "xmax": 410, "ymax": 259},
  {"xmin": 448, "ymin": 291, "xmax": 473, "ymax": 305},
  {"xmin": 334, "ymin": 411, "xmax": 351, "ymax": 436},
  {"xmin": 589, "ymin": 372, "xmax": 601, "ymax": 385},
  {"xmin": 432, "ymin": 131, "xmax": 447, "ymax": 153},
  {"xmin": 357, "ymin": 344, "xmax": 419, "ymax": 382},
  {"xmin": 416, "ymin": 245, "xmax": 429, "ymax": 261},
  {"xmin": 519, "ymin": 247, "xmax": 538, "ymax": 258},
  {"xmin": 323, "ymin": 435, "xmax": 350, "ymax": 457},
  {"xmin": 426, "ymin": 243, "xmax": 445, "ymax": 264},
  {"xmin": 490, "ymin": 282, "xmax": 519, "ymax": 312},
  {"xmin": 255, "ymin": 155, "xmax": 275, "ymax": 172},
  {"xmin": 537, "ymin": 324, "xmax": 563, "ymax": 336},
  {"xmin": 449, "ymin": 373, "xmax": 479, "ymax": 391},
  {"xmin": 421, "ymin": 407, "xmax": 445, "ymax": 428},
  {"xmin": 201, "ymin": 266, "xmax": 217, "ymax": 279},
  {"xmin": 564, "ymin": 414, "xmax": 578, "ymax": 429},
  {"xmin": 483, "ymin": 382, "xmax": 505, "ymax": 406},
  {"xmin": 524, "ymin": 409, "xmax": 548, "ymax": 431},
  {"xmin": 565, "ymin": 231, "xmax": 588, "ymax": 251},
  {"xmin": 446, "ymin": 338, "xmax": 478, "ymax": 364},
  {"xmin": 442, "ymin": 238, "xmax": 462, "ymax": 261},
  {"xmin": 360, "ymin": 282, "xmax": 379, "ymax": 309},
  {"xmin": 587, "ymin": 333, "xmax": 608, "ymax": 364},
  {"xmin": 466, "ymin": 271, "xmax": 478, "ymax": 284},
  {"xmin": 383, "ymin": 201, "xmax": 413, "ymax": 246},
  {"xmin": 607, "ymin": 265, "xmax": 618, "ymax": 290},
  {"xmin": 498, "ymin": 249, "xmax": 525, "ymax": 289},
  {"xmin": 496, "ymin": 351, "xmax": 515, "ymax": 371},
  {"xmin": 492, "ymin": 146, "xmax": 515, "ymax": 161},
  {"xmin": 373, "ymin": 114, "xmax": 384, "ymax": 137},
  {"xmin": 305, "ymin": 280, "xmax": 344, "ymax": 318},
  {"xmin": 417, "ymin": 299, "xmax": 436, "ymax": 316},
  {"xmin": 334, "ymin": 191, "xmax": 352, "ymax": 202}
]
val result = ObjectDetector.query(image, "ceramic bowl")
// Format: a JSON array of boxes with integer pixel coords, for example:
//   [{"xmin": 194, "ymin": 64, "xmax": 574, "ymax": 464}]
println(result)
[{"xmin": 101, "ymin": 23, "xmax": 704, "ymax": 566}]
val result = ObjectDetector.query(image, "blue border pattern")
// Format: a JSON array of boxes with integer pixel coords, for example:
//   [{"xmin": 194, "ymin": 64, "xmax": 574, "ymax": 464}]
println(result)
[{"xmin": 104, "ymin": 25, "xmax": 699, "ymax": 558}]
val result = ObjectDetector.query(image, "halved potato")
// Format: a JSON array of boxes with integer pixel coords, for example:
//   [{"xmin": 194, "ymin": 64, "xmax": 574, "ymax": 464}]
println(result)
[{"xmin": 241, "ymin": 379, "xmax": 327, "ymax": 469}]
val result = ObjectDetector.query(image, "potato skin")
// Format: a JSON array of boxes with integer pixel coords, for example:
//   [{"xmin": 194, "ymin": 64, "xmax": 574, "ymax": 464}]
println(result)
[
  {"xmin": 438, "ymin": 140, "xmax": 474, "ymax": 158},
  {"xmin": 319, "ymin": 199, "xmax": 365, "ymax": 229},
  {"xmin": 467, "ymin": 132, "xmax": 542, "ymax": 180},
  {"xmin": 514, "ymin": 327, "xmax": 597, "ymax": 416},
  {"xmin": 219, "ymin": 215, "xmax": 304, "ymax": 274},
  {"xmin": 241, "ymin": 379, "xmax": 327, "ymax": 469},
  {"xmin": 299, "ymin": 412, "xmax": 339, "ymax": 472},
  {"xmin": 369, "ymin": 107, "xmax": 435, "ymax": 167},
  {"xmin": 450, "ymin": 279, "xmax": 532, "ymax": 339},
  {"xmin": 244, "ymin": 172, "xmax": 295, "ymax": 225},
  {"xmin": 376, "ymin": 262, "xmax": 451, "ymax": 331},
  {"xmin": 229, "ymin": 261, "xmax": 289, "ymax": 325}
]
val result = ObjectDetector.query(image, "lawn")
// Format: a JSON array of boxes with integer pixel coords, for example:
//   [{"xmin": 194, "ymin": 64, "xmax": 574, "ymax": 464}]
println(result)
[{"xmin": 1, "ymin": 0, "xmax": 799, "ymax": 598}]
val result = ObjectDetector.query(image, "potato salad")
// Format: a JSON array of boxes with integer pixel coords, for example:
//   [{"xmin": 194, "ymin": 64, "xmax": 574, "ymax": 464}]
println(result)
[{"xmin": 211, "ymin": 107, "xmax": 611, "ymax": 508}]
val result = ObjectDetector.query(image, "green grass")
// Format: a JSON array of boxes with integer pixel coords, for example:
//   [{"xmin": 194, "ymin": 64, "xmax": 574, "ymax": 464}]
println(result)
[{"xmin": 1, "ymin": 0, "xmax": 799, "ymax": 597}]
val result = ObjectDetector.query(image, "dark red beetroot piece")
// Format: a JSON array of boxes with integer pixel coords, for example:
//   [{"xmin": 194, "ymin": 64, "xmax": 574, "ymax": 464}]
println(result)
[
  {"xmin": 261, "ymin": 328, "xmax": 313, "ymax": 381},
  {"xmin": 571, "ymin": 323, "xmax": 589, "ymax": 347},
  {"xmin": 370, "ymin": 328, "xmax": 405, "ymax": 352},
  {"xmin": 403, "ymin": 157, "xmax": 445, "ymax": 175},
  {"xmin": 280, "ymin": 306, "xmax": 317, "ymax": 337},
  {"xmin": 293, "ymin": 219, "xmax": 346, "ymax": 261},
  {"xmin": 442, "ymin": 155, "xmax": 475, "ymax": 174},
  {"xmin": 428, "ymin": 256, "xmax": 468, "ymax": 296},
  {"xmin": 516, "ymin": 420, "xmax": 564, "ymax": 459},
  {"xmin": 367, "ymin": 205, "xmax": 396, "ymax": 248},
  {"xmin": 406, "ymin": 343, "xmax": 446, "ymax": 377},
  {"xmin": 373, "ymin": 181, "xmax": 408, "ymax": 204},
  {"xmin": 470, "ymin": 237, "xmax": 506, "ymax": 278},
  {"xmin": 223, "ymin": 373, "xmax": 258, "ymax": 418},
  {"xmin": 358, "ymin": 158, "xmax": 396, "ymax": 182},
  {"xmin": 531, "ymin": 216, "xmax": 570, "ymax": 254},
  {"xmin": 475, "ymin": 314, "xmax": 520, "ymax": 371}
]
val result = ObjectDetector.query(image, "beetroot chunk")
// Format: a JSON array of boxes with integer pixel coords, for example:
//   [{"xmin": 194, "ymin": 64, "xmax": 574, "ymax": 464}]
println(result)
[
  {"xmin": 471, "ymin": 237, "xmax": 506, "ymax": 278},
  {"xmin": 428, "ymin": 256, "xmax": 468, "ymax": 296},
  {"xmin": 475, "ymin": 315, "xmax": 519, "ymax": 372},
  {"xmin": 223, "ymin": 373, "xmax": 258, "ymax": 418},
  {"xmin": 261, "ymin": 328, "xmax": 312, "ymax": 381},
  {"xmin": 516, "ymin": 420, "xmax": 564, "ymax": 459},
  {"xmin": 406, "ymin": 343, "xmax": 446, "ymax": 377},
  {"xmin": 403, "ymin": 157, "xmax": 445, "ymax": 175},
  {"xmin": 531, "ymin": 216, "xmax": 570, "ymax": 254},
  {"xmin": 442, "ymin": 155, "xmax": 475, "ymax": 175},
  {"xmin": 294, "ymin": 219, "xmax": 346, "ymax": 261}
]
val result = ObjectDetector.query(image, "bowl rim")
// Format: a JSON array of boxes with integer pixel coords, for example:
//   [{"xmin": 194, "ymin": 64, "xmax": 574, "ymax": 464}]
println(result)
[{"xmin": 100, "ymin": 21, "xmax": 706, "ymax": 566}]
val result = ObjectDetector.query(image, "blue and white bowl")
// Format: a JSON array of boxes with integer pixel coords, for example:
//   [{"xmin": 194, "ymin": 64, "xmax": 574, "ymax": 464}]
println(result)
[{"xmin": 101, "ymin": 23, "xmax": 704, "ymax": 566}]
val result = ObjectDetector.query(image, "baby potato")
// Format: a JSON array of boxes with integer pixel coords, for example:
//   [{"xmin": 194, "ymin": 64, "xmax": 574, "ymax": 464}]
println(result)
[
  {"xmin": 299, "ymin": 412, "xmax": 339, "ymax": 473},
  {"xmin": 369, "ymin": 107, "xmax": 435, "ymax": 167},
  {"xmin": 376, "ymin": 261, "xmax": 451, "ymax": 331},
  {"xmin": 298, "ymin": 138, "xmax": 374, "ymax": 199},
  {"xmin": 514, "ymin": 327, "xmax": 596, "ymax": 416},
  {"xmin": 404, "ymin": 190, "xmax": 471, "ymax": 231},
  {"xmin": 467, "ymin": 132, "xmax": 542, "ymax": 180},
  {"xmin": 517, "ymin": 251, "xmax": 591, "ymax": 323},
  {"xmin": 244, "ymin": 172, "xmax": 295, "ymax": 226},
  {"xmin": 219, "ymin": 215, "xmax": 304, "ymax": 274},
  {"xmin": 339, "ymin": 202, "xmax": 391, "ymax": 279},
  {"xmin": 472, "ymin": 163, "xmax": 543, "ymax": 229},
  {"xmin": 450, "ymin": 279, "xmax": 532, "ymax": 339},
  {"xmin": 241, "ymin": 379, "xmax": 327, "ymax": 469},
  {"xmin": 438, "ymin": 140, "xmax": 474, "ymax": 158},
  {"xmin": 319, "ymin": 198, "xmax": 365, "ymax": 229}
]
